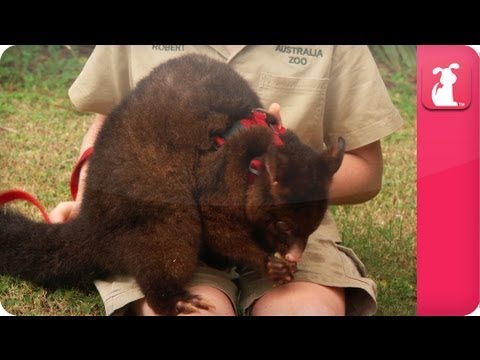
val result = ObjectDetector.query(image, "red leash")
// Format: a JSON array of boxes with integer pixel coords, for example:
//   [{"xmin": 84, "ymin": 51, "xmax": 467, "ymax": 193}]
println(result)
[
  {"xmin": 0, "ymin": 190, "xmax": 52, "ymax": 223},
  {"xmin": 70, "ymin": 147, "xmax": 94, "ymax": 201},
  {"xmin": 0, "ymin": 147, "xmax": 94, "ymax": 223}
]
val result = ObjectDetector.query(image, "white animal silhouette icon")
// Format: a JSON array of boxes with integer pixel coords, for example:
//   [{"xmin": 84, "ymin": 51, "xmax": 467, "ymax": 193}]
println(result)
[{"xmin": 431, "ymin": 63, "xmax": 459, "ymax": 106}]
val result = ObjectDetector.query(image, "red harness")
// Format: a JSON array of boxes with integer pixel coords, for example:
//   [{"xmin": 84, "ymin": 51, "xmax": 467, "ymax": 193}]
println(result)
[
  {"xmin": 214, "ymin": 109, "xmax": 286, "ymax": 184},
  {"xmin": 0, "ymin": 109, "xmax": 284, "ymax": 221},
  {"xmin": 214, "ymin": 109, "xmax": 285, "ymax": 148}
]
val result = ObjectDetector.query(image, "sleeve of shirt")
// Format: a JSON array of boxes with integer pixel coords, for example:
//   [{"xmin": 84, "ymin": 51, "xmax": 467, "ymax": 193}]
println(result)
[
  {"xmin": 68, "ymin": 45, "xmax": 132, "ymax": 115},
  {"xmin": 323, "ymin": 45, "xmax": 404, "ymax": 151}
]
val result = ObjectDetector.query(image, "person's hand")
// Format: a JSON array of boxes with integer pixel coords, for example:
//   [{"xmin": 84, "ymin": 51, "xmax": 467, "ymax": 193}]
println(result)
[
  {"xmin": 49, "ymin": 201, "xmax": 81, "ymax": 223},
  {"xmin": 268, "ymin": 103, "xmax": 283, "ymax": 128}
]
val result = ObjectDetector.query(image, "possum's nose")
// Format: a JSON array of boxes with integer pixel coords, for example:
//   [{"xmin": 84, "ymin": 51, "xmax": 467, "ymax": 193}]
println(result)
[{"xmin": 285, "ymin": 243, "xmax": 304, "ymax": 263}]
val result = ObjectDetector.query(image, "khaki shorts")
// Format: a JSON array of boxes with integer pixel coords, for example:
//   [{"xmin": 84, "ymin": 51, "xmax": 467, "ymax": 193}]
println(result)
[{"xmin": 95, "ymin": 238, "xmax": 377, "ymax": 316}]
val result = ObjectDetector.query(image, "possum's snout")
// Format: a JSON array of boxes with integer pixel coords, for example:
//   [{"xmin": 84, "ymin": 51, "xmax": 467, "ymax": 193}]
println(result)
[{"xmin": 284, "ymin": 242, "xmax": 304, "ymax": 263}]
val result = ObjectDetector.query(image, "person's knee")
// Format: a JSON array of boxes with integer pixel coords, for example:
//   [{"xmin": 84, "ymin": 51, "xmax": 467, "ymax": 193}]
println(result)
[
  {"xmin": 250, "ymin": 282, "xmax": 346, "ymax": 316},
  {"xmin": 133, "ymin": 285, "xmax": 236, "ymax": 316}
]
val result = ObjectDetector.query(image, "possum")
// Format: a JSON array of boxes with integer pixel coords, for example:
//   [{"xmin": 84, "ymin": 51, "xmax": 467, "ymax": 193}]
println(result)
[
  {"xmin": 0, "ymin": 54, "xmax": 344, "ymax": 315},
  {"xmin": 198, "ymin": 126, "xmax": 344, "ymax": 283}
]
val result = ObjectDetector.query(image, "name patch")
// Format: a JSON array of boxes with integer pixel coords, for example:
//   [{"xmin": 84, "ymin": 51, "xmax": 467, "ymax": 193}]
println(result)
[{"xmin": 152, "ymin": 45, "xmax": 185, "ymax": 51}]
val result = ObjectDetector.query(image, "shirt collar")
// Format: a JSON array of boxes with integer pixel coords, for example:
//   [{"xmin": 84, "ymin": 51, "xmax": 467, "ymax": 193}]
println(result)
[{"xmin": 209, "ymin": 45, "xmax": 247, "ymax": 62}]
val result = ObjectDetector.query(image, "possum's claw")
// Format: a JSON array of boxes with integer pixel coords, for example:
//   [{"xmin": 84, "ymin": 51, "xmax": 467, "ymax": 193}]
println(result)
[
  {"xmin": 267, "ymin": 254, "xmax": 297, "ymax": 285},
  {"xmin": 175, "ymin": 294, "xmax": 215, "ymax": 315}
]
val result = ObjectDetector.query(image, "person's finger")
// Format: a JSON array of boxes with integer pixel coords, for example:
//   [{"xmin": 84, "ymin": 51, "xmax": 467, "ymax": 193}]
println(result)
[
  {"xmin": 49, "ymin": 201, "xmax": 75, "ymax": 224},
  {"xmin": 268, "ymin": 102, "xmax": 283, "ymax": 127},
  {"xmin": 67, "ymin": 205, "xmax": 81, "ymax": 222}
]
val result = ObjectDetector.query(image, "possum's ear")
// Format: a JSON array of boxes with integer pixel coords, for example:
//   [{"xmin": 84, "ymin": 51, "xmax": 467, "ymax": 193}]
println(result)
[
  {"xmin": 323, "ymin": 137, "xmax": 345, "ymax": 175},
  {"xmin": 264, "ymin": 145, "xmax": 289, "ymax": 186}
]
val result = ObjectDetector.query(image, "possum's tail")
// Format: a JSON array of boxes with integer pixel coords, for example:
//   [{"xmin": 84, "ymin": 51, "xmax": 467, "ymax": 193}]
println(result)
[{"xmin": 0, "ymin": 209, "xmax": 97, "ymax": 287}]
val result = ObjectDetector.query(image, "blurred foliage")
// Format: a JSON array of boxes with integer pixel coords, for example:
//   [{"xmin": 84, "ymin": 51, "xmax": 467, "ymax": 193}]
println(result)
[{"xmin": 370, "ymin": 45, "xmax": 416, "ymax": 78}]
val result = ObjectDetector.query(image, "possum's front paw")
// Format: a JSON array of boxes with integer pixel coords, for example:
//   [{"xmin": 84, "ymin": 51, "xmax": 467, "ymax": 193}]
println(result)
[
  {"xmin": 266, "ymin": 253, "xmax": 297, "ymax": 284},
  {"xmin": 175, "ymin": 293, "xmax": 215, "ymax": 315}
]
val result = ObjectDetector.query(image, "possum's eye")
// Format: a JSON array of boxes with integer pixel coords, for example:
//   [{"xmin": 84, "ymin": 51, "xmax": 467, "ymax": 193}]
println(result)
[{"xmin": 276, "ymin": 221, "xmax": 291, "ymax": 234}]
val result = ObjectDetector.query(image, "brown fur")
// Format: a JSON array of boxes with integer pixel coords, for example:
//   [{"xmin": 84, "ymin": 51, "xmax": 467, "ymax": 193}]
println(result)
[
  {"xmin": 0, "ymin": 54, "xmax": 344, "ymax": 315},
  {"xmin": 198, "ymin": 127, "xmax": 344, "ymax": 281}
]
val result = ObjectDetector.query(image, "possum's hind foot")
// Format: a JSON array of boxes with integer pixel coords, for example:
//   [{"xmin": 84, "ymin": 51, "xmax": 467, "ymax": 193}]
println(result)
[{"xmin": 175, "ymin": 293, "xmax": 215, "ymax": 315}]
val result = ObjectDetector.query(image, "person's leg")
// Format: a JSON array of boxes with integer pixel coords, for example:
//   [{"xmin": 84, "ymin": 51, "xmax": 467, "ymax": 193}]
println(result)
[
  {"xmin": 95, "ymin": 264, "xmax": 239, "ymax": 316},
  {"xmin": 238, "ymin": 239, "xmax": 377, "ymax": 316},
  {"xmin": 250, "ymin": 282, "xmax": 345, "ymax": 316}
]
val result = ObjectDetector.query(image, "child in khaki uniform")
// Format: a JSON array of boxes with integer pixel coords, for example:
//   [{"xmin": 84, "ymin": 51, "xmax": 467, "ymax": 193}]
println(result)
[{"xmin": 51, "ymin": 45, "xmax": 403, "ymax": 316}]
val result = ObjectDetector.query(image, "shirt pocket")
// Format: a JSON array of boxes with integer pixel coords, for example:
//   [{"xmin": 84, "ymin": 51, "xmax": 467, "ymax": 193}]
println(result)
[{"xmin": 257, "ymin": 73, "xmax": 329, "ymax": 149}]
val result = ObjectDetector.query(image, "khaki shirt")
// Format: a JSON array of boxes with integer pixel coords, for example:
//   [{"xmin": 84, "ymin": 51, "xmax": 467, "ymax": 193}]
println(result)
[{"xmin": 69, "ymin": 45, "xmax": 404, "ymax": 243}]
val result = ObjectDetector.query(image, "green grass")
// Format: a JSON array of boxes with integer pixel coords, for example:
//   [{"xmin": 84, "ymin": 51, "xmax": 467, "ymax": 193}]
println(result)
[
  {"xmin": 332, "ymin": 56, "xmax": 417, "ymax": 316},
  {"xmin": 0, "ymin": 45, "xmax": 416, "ymax": 316},
  {"xmin": 1, "ymin": 46, "xmax": 103, "ymax": 315}
]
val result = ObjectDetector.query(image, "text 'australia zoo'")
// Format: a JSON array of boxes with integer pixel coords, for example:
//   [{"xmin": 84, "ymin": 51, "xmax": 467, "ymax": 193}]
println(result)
[{"xmin": 275, "ymin": 46, "xmax": 323, "ymax": 66}]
